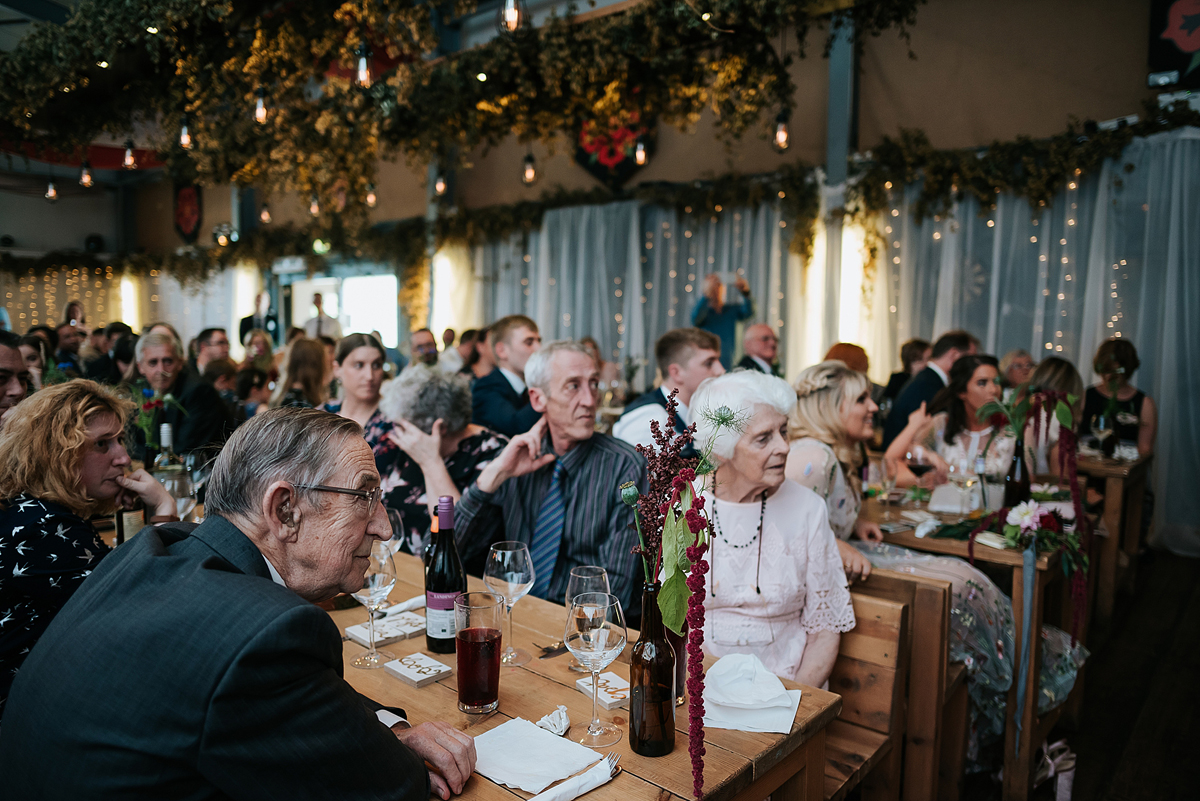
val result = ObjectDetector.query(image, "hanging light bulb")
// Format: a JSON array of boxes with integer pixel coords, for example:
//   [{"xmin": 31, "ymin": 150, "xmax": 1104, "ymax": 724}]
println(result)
[
  {"xmin": 434, "ymin": 173, "xmax": 447, "ymax": 196},
  {"xmin": 259, "ymin": 203, "xmax": 272, "ymax": 224},
  {"xmin": 78, "ymin": 160, "xmax": 94, "ymax": 188},
  {"xmin": 122, "ymin": 140, "xmax": 137, "ymax": 169},
  {"xmin": 309, "ymin": 194, "xmax": 320, "ymax": 217},
  {"xmin": 45, "ymin": 180, "xmax": 58, "ymax": 203},
  {"xmin": 354, "ymin": 42, "xmax": 372, "ymax": 89},
  {"xmin": 254, "ymin": 88, "xmax": 267, "ymax": 125},
  {"xmin": 521, "ymin": 152, "xmax": 537, "ymax": 185},
  {"xmin": 497, "ymin": 0, "xmax": 525, "ymax": 34},
  {"xmin": 772, "ymin": 111, "xmax": 790, "ymax": 153},
  {"xmin": 634, "ymin": 136, "xmax": 647, "ymax": 166},
  {"xmin": 179, "ymin": 114, "xmax": 193, "ymax": 150},
  {"xmin": 365, "ymin": 183, "xmax": 377, "ymax": 208}
]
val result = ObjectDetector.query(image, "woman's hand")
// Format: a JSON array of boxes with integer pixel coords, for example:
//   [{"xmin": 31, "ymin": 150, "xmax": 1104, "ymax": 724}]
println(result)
[
  {"xmin": 836, "ymin": 538, "xmax": 871, "ymax": 583},
  {"xmin": 906, "ymin": 401, "xmax": 931, "ymax": 432},
  {"xmin": 115, "ymin": 469, "xmax": 176, "ymax": 519},
  {"xmin": 389, "ymin": 418, "xmax": 444, "ymax": 468},
  {"xmin": 854, "ymin": 519, "xmax": 884, "ymax": 543}
]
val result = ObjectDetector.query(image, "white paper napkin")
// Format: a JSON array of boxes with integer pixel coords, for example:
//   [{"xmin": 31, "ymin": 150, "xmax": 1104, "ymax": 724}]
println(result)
[
  {"xmin": 928, "ymin": 484, "xmax": 979, "ymax": 514},
  {"xmin": 382, "ymin": 594, "xmax": 425, "ymax": 616},
  {"xmin": 900, "ymin": 509, "xmax": 937, "ymax": 525},
  {"xmin": 536, "ymin": 705, "xmax": 570, "ymax": 735},
  {"xmin": 527, "ymin": 757, "xmax": 615, "ymax": 801},
  {"xmin": 474, "ymin": 718, "xmax": 601, "ymax": 793},
  {"xmin": 702, "ymin": 654, "xmax": 801, "ymax": 734}
]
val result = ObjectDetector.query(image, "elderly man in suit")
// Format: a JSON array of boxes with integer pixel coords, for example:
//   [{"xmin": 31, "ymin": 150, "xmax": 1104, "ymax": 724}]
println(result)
[
  {"xmin": 736, "ymin": 323, "xmax": 781, "ymax": 376},
  {"xmin": 0, "ymin": 408, "xmax": 476, "ymax": 800},
  {"xmin": 881, "ymin": 329, "xmax": 979, "ymax": 449},
  {"xmin": 470, "ymin": 314, "xmax": 543, "ymax": 436}
]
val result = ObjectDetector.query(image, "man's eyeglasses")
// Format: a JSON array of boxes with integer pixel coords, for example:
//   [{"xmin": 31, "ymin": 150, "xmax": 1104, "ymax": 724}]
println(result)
[{"xmin": 293, "ymin": 483, "xmax": 383, "ymax": 509}]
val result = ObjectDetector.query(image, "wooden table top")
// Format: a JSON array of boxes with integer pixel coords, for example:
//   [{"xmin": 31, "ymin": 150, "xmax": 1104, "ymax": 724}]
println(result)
[
  {"xmin": 331, "ymin": 554, "xmax": 842, "ymax": 801},
  {"xmin": 861, "ymin": 498, "xmax": 1058, "ymax": 571},
  {"xmin": 1076, "ymin": 453, "xmax": 1153, "ymax": 478}
]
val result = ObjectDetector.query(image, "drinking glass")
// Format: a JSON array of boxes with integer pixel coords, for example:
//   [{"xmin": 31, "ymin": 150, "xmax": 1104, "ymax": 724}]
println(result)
[
  {"xmin": 1091, "ymin": 414, "xmax": 1113, "ymax": 448},
  {"xmin": 947, "ymin": 459, "xmax": 978, "ymax": 520},
  {"xmin": 565, "ymin": 592, "xmax": 628, "ymax": 748},
  {"xmin": 156, "ymin": 468, "xmax": 196, "ymax": 522},
  {"xmin": 906, "ymin": 448, "xmax": 935, "ymax": 493},
  {"xmin": 455, "ymin": 592, "xmax": 505, "ymax": 714},
  {"xmin": 350, "ymin": 539, "xmax": 398, "ymax": 669},
  {"xmin": 565, "ymin": 566, "xmax": 610, "ymax": 673},
  {"xmin": 878, "ymin": 459, "xmax": 897, "ymax": 521},
  {"xmin": 483, "ymin": 541, "xmax": 535, "ymax": 666}
]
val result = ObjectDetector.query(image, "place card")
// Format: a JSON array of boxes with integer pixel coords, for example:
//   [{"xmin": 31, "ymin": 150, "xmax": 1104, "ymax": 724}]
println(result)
[
  {"xmin": 385, "ymin": 653, "xmax": 453, "ymax": 688},
  {"xmin": 345, "ymin": 612, "xmax": 426, "ymax": 647},
  {"xmin": 575, "ymin": 672, "xmax": 629, "ymax": 710}
]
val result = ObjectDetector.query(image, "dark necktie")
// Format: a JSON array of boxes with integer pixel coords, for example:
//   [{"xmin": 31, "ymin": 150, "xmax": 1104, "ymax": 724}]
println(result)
[{"xmin": 530, "ymin": 461, "xmax": 567, "ymax": 599}]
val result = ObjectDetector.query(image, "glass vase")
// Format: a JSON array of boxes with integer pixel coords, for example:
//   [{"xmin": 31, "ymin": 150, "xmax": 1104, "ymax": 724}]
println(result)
[{"xmin": 629, "ymin": 582, "xmax": 676, "ymax": 756}]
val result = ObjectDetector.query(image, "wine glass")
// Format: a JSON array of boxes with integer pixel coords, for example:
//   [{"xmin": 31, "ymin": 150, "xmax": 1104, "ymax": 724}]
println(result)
[
  {"xmin": 947, "ymin": 459, "xmax": 978, "ymax": 520},
  {"xmin": 1091, "ymin": 414, "xmax": 1113, "ymax": 450},
  {"xmin": 906, "ymin": 448, "xmax": 934, "ymax": 494},
  {"xmin": 878, "ymin": 459, "xmax": 897, "ymax": 521},
  {"xmin": 156, "ymin": 468, "xmax": 196, "ymax": 522},
  {"xmin": 565, "ymin": 566, "xmax": 610, "ymax": 672},
  {"xmin": 564, "ymin": 592, "xmax": 628, "ymax": 748},
  {"xmin": 483, "ymin": 542, "xmax": 535, "ymax": 667},
  {"xmin": 350, "ymin": 539, "xmax": 398, "ymax": 669}
]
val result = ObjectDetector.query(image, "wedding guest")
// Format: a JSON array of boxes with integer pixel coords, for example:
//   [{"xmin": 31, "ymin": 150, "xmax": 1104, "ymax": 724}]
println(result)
[
  {"xmin": 471, "ymin": 315, "xmax": 543, "ymax": 436},
  {"xmin": 882, "ymin": 329, "xmax": 978, "ymax": 449},
  {"xmin": 824, "ymin": 342, "xmax": 885, "ymax": 405},
  {"xmin": 461, "ymin": 325, "xmax": 496, "ymax": 380},
  {"xmin": 0, "ymin": 408, "xmax": 476, "ymax": 799},
  {"xmin": 323, "ymin": 334, "xmax": 393, "ymax": 449},
  {"xmin": 1079, "ymin": 338, "xmax": 1156, "ymax": 457},
  {"xmin": 302, "ymin": 292, "xmax": 343, "ymax": 339},
  {"xmin": 0, "ymin": 331, "xmax": 32, "ymax": 428},
  {"xmin": 375, "ymin": 365, "xmax": 508, "ymax": 557},
  {"xmin": 736, "ymin": 323, "xmax": 781, "ymax": 376},
  {"xmin": 25, "ymin": 324, "xmax": 58, "ymax": 352},
  {"xmin": 999, "ymin": 349, "xmax": 1035, "ymax": 400},
  {"xmin": 454, "ymin": 341, "xmax": 645, "ymax": 609},
  {"xmin": 235, "ymin": 367, "xmax": 272, "ymax": 418},
  {"xmin": 239, "ymin": 291, "xmax": 279, "ymax": 346},
  {"xmin": 410, "ymin": 328, "xmax": 440, "ymax": 367},
  {"xmin": 194, "ymin": 328, "xmax": 231, "ymax": 375},
  {"xmin": 112, "ymin": 333, "xmax": 138, "ymax": 383},
  {"xmin": 1025, "ymin": 357, "xmax": 1083, "ymax": 476},
  {"xmin": 439, "ymin": 329, "xmax": 476, "ymax": 374},
  {"xmin": 691, "ymin": 273, "xmax": 754, "ymax": 370},
  {"xmin": 62, "ymin": 300, "xmax": 86, "ymax": 327},
  {"xmin": 883, "ymin": 338, "xmax": 931, "ymax": 405},
  {"xmin": 84, "ymin": 322, "xmax": 132, "ymax": 385},
  {"xmin": 690, "ymin": 370, "xmax": 854, "ymax": 686},
  {"xmin": 202, "ymin": 358, "xmax": 240, "ymax": 420},
  {"xmin": 270, "ymin": 338, "xmax": 328, "ymax": 409},
  {"xmin": 241, "ymin": 328, "xmax": 276, "ymax": 373},
  {"xmin": 54, "ymin": 321, "xmax": 84, "ymax": 375},
  {"xmin": 579, "ymin": 336, "xmax": 620, "ymax": 390},
  {"xmin": 17, "ymin": 334, "xmax": 52, "ymax": 391},
  {"xmin": 0, "ymin": 380, "xmax": 175, "ymax": 714}
]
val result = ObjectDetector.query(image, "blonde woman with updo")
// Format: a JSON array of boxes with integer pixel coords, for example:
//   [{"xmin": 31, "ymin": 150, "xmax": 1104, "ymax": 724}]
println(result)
[{"xmin": 785, "ymin": 360, "xmax": 1087, "ymax": 768}]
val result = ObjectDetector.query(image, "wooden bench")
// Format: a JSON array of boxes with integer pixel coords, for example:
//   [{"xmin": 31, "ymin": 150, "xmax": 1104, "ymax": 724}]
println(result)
[{"xmin": 824, "ymin": 593, "xmax": 910, "ymax": 801}]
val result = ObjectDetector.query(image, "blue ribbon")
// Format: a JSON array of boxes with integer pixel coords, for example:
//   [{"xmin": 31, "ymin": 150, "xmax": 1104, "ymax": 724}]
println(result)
[{"xmin": 1013, "ymin": 538, "xmax": 1036, "ymax": 757}]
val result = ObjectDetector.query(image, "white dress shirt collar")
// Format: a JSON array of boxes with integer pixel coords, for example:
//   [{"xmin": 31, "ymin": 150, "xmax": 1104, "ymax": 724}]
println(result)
[
  {"xmin": 929, "ymin": 362, "xmax": 949, "ymax": 386},
  {"xmin": 263, "ymin": 555, "xmax": 285, "ymax": 587},
  {"xmin": 748, "ymin": 354, "xmax": 773, "ymax": 374},
  {"xmin": 498, "ymin": 366, "xmax": 527, "ymax": 395}
]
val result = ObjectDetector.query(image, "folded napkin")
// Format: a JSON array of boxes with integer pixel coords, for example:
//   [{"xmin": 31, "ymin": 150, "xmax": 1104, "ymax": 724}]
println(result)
[
  {"xmin": 703, "ymin": 653, "xmax": 801, "ymax": 734},
  {"xmin": 474, "ymin": 718, "xmax": 601, "ymax": 793},
  {"xmin": 382, "ymin": 594, "xmax": 425, "ymax": 616},
  {"xmin": 975, "ymin": 531, "xmax": 1011, "ymax": 550},
  {"xmin": 527, "ymin": 757, "xmax": 615, "ymax": 801},
  {"xmin": 900, "ymin": 509, "xmax": 937, "ymax": 525},
  {"xmin": 928, "ymin": 484, "xmax": 979, "ymax": 514},
  {"xmin": 536, "ymin": 705, "xmax": 570, "ymax": 736}
]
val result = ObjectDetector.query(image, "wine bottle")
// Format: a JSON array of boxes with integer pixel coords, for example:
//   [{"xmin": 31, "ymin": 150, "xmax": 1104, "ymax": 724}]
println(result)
[
  {"xmin": 425, "ymin": 496, "xmax": 466, "ymax": 654},
  {"xmin": 114, "ymin": 500, "xmax": 144, "ymax": 545},
  {"xmin": 152, "ymin": 424, "xmax": 184, "ymax": 475},
  {"xmin": 1003, "ymin": 437, "xmax": 1031, "ymax": 507}
]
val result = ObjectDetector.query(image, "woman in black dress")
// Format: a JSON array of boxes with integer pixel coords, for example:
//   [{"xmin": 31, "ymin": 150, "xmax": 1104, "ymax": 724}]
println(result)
[
  {"xmin": 0, "ymin": 380, "xmax": 175, "ymax": 712},
  {"xmin": 1079, "ymin": 338, "xmax": 1157, "ymax": 457}
]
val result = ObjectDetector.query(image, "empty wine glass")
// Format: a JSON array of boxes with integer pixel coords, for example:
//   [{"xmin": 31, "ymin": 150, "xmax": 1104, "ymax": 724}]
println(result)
[
  {"xmin": 564, "ymin": 592, "xmax": 627, "ymax": 748},
  {"xmin": 350, "ymin": 539, "xmax": 398, "ymax": 669},
  {"xmin": 483, "ymin": 541, "xmax": 535, "ymax": 667},
  {"xmin": 878, "ymin": 459, "xmax": 897, "ymax": 521},
  {"xmin": 565, "ymin": 566, "xmax": 610, "ymax": 673}
]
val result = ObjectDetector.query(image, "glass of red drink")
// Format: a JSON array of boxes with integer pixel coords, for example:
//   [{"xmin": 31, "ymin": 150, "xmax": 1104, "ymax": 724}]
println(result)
[{"xmin": 454, "ymin": 592, "xmax": 504, "ymax": 714}]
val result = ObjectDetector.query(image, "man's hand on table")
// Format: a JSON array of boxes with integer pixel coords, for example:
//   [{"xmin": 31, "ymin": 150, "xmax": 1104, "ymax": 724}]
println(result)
[{"xmin": 391, "ymin": 721, "xmax": 477, "ymax": 799}]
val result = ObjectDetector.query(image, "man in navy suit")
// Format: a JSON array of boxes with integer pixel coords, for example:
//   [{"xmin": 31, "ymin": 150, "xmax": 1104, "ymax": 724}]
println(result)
[
  {"xmin": 239, "ymin": 291, "xmax": 280, "ymax": 347},
  {"xmin": 471, "ymin": 314, "xmax": 543, "ymax": 436},
  {"xmin": 0, "ymin": 408, "xmax": 476, "ymax": 800},
  {"xmin": 881, "ymin": 329, "xmax": 979, "ymax": 449}
]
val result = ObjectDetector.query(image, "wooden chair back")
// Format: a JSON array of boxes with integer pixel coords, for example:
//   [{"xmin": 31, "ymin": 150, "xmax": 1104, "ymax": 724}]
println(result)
[{"xmin": 830, "ymin": 593, "xmax": 910, "ymax": 735}]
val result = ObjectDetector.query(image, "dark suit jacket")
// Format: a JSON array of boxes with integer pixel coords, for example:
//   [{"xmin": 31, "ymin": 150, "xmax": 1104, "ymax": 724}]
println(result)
[
  {"xmin": 0, "ymin": 515, "xmax": 429, "ymax": 800},
  {"xmin": 735, "ymin": 354, "xmax": 780, "ymax": 376},
  {"xmin": 240, "ymin": 313, "xmax": 280, "ymax": 346},
  {"xmin": 471, "ymin": 367, "xmax": 541, "ymax": 437},
  {"xmin": 130, "ymin": 370, "xmax": 235, "ymax": 461},
  {"xmin": 881, "ymin": 365, "xmax": 946, "ymax": 450},
  {"xmin": 83, "ymin": 352, "xmax": 122, "ymax": 385}
]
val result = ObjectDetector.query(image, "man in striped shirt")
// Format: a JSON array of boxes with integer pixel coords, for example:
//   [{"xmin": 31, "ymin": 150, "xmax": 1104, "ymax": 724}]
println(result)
[{"xmin": 454, "ymin": 340, "xmax": 647, "ymax": 615}]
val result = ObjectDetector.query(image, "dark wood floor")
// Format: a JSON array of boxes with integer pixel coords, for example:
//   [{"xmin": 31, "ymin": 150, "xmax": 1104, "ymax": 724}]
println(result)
[{"xmin": 963, "ymin": 548, "xmax": 1200, "ymax": 800}]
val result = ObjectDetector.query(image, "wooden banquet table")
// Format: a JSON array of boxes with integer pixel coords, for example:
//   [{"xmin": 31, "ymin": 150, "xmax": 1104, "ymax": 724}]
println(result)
[
  {"xmin": 1075, "ymin": 453, "xmax": 1153, "ymax": 624},
  {"xmin": 330, "ymin": 554, "xmax": 842, "ymax": 801},
  {"xmin": 859, "ymin": 498, "xmax": 1087, "ymax": 801}
]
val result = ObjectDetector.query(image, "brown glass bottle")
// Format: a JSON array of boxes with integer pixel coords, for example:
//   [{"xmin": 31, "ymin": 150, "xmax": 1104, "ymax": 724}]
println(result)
[
  {"xmin": 628, "ymin": 582, "xmax": 676, "ymax": 756},
  {"xmin": 1003, "ymin": 437, "xmax": 1031, "ymax": 507}
]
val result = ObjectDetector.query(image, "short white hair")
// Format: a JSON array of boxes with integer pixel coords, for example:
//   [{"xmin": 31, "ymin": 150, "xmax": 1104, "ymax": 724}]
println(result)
[
  {"xmin": 524, "ymin": 340, "xmax": 594, "ymax": 392},
  {"xmin": 135, "ymin": 332, "xmax": 183, "ymax": 362},
  {"xmin": 691, "ymin": 369, "xmax": 796, "ymax": 461}
]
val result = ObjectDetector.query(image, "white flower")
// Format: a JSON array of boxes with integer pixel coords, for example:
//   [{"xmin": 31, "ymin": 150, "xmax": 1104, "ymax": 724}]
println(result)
[{"xmin": 1006, "ymin": 500, "xmax": 1042, "ymax": 532}]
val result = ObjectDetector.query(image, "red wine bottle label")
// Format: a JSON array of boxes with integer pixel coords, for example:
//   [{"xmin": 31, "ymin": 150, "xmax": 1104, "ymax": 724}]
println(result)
[{"xmin": 426, "ymin": 591, "xmax": 461, "ymax": 639}]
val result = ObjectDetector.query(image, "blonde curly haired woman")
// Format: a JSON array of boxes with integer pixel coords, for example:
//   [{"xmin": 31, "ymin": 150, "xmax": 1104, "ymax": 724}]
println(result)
[{"xmin": 784, "ymin": 360, "xmax": 882, "ymax": 583}]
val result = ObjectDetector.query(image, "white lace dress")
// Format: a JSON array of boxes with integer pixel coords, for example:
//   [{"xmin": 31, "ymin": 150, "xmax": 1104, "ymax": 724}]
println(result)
[
  {"xmin": 923, "ymin": 413, "xmax": 1016, "ymax": 475},
  {"xmin": 701, "ymin": 480, "xmax": 856, "ymax": 683}
]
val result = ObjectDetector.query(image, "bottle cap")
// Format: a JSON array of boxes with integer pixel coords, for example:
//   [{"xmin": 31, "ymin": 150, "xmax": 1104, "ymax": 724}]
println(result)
[
  {"xmin": 437, "ymin": 496, "xmax": 454, "ymax": 530},
  {"xmin": 159, "ymin": 423, "xmax": 173, "ymax": 449}
]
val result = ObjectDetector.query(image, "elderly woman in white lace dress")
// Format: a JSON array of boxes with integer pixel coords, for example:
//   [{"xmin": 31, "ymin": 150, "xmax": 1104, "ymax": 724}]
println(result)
[
  {"xmin": 787, "ymin": 359, "xmax": 1087, "ymax": 765},
  {"xmin": 690, "ymin": 370, "xmax": 855, "ymax": 688}
]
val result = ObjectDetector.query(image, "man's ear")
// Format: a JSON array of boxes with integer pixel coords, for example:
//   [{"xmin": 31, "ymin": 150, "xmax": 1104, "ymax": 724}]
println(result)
[
  {"xmin": 665, "ymin": 362, "xmax": 683, "ymax": 385},
  {"xmin": 529, "ymin": 386, "xmax": 548, "ymax": 413},
  {"xmin": 263, "ymin": 481, "xmax": 302, "ymax": 544},
  {"xmin": 492, "ymin": 339, "xmax": 508, "ymax": 364}
]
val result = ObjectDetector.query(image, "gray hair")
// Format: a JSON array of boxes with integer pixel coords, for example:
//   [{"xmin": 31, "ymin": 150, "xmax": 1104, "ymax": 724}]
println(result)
[
  {"xmin": 378, "ymin": 364, "xmax": 472, "ymax": 435},
  {"xmin": 205, "ymin": 408, "xmax": 362, "ymax": 519},
  {"xmin": 134, "ymin": 332, "xmax": 183, "ymax": 362},
  {"xmin": 691, "ymin": 369, "xmax": 797, "ymax": 461},
  {"xmin": 524, "ymin": 340, "xmax": 594, "ymax": 392}
]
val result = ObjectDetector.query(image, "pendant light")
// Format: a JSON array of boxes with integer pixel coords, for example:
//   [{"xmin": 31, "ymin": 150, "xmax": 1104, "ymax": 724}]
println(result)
[
  {"xmin": 634, "ymin": 136, "xmax": 647, "ymax": 166},
  {"xmin": 772, "ymin": 111, "xmax": 790, "ymax": 153},
  {"xmin": 45, "ymin": 180, "xmax": 58, "ymax": 203},
  {"xmin": 355, "ymin": 42, "xmax": 372, "ymax": 89},
  {"xmin": 521, "ymin": 152, "xmax": 537, "ymax": 185},
  {"xmin": 254, "ymin": 88, "xmax": 267, "ymax": 125},
  {"xmin": 434, "ymin": 173, "xmax": 447, "ymax": 196},
  {"xmin": 309, "ymin": 194, "xmax": 320, "ymax": 217},
  {"xmin": 79, "ymin": 160, "xmax": 94, "ymax": 188},
  {"xmin": 497, "ymin": 0, "xmax": 526, "ymax": 34},
  {"xmin": 365, "ymin": 183, "xmax": 377, "ymax": 208},
  {"xmin": 123, "ymin": 140, "xmax": 137, "ymax": 169},
  {"xmin": 259, "ymin": 203, "xmax": 272, "ymax": 224},
  {"xmin": 179, "ymin": 114, "xmax": 193, "ymax": 150}
]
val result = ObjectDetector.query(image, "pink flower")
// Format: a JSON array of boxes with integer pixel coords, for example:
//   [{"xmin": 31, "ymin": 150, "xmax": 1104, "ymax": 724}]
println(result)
[{"xmin": 1006, "ymin": 500, "xmax": 1042, "ymax": 533}]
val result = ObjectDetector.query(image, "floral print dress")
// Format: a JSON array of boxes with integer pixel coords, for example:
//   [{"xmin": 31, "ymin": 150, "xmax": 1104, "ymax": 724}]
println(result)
[{"xmin": 322, "ymin": 402, "xmax": 394, "ymax": 451}]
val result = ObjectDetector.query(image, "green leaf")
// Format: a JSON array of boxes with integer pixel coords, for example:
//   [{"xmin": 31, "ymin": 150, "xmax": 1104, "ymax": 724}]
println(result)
[
  {"xmin": 1055, "ymin": 399, "xmax": 1074, "ymax": 430},
  {"xmin": 661, "ymin": 508, "xmax": 684, "ymax": 584},
  {"xmin": 658, "ymin": 569, "xmax": 690, "ymax": 637}
]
